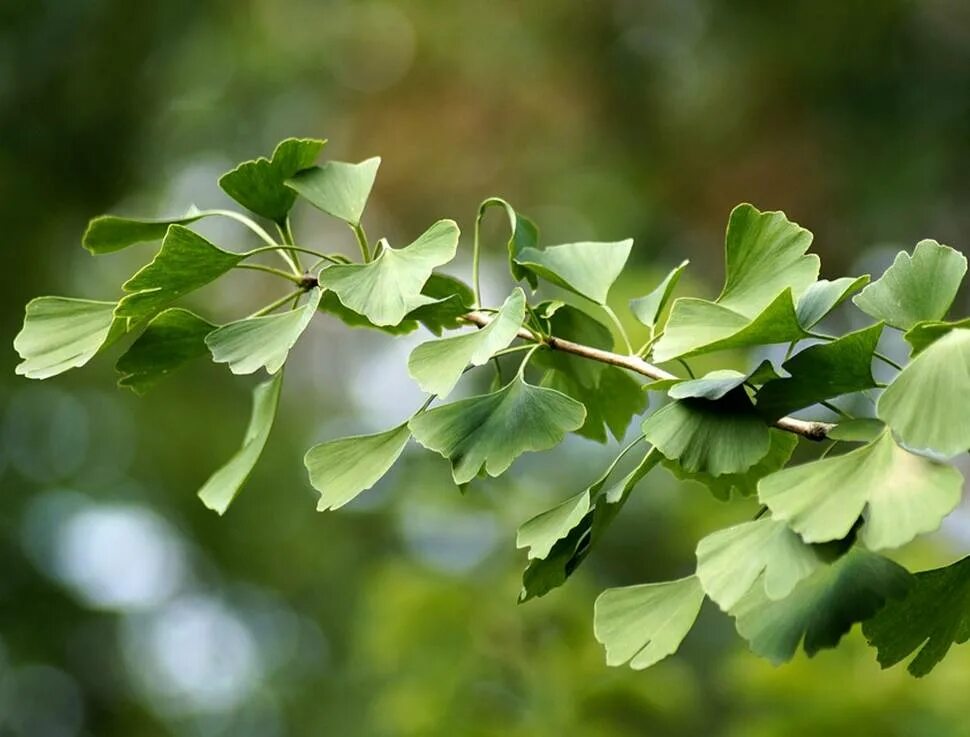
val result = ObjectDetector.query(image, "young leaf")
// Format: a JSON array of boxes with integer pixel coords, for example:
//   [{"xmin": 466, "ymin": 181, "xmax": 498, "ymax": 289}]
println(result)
[
  {"xmin": 731, "ymin": 548, "xmax": 912, "ymax": 664},
  {"xmin": 14, "ymin": 297, "xmax": 124, "ymax": 379},
  {"xmin": 285, "ymin": 157, "xmax": 381, "ymax": 226},
  {"xmin": 755, "ymin": 323, "xmax": 883, "ymax": 419},
  {"xmin": 305, "ymin": 422, "xmax": 411, "ymax": 510},
  {"xmin": 594, "ymin": 576, "xmax": 705, "ymax": 670},
  {"xmin": 516, "ymin": 489, "xmax": 591, "ymax": 562},
  {"xmin": 206, "ymin": 288, "xmax": 322, "ymax": 375},
  {"xmin": 863, "ymin": 556, "xmax": 970, "ymax": 677},
  {"xmin": 198, "ymin": 372, "xmax": 282, "ymax": 514},
  {"xmin": 515, "ymin": 239, "xmax": 634, "ymax": 305},
  {"xmin": 696, "ymin": 517, "xmax": 825, "ymax": 611},
  {"xmin": 479, "ymin": 197, "xmax": 540, "ymax": 288},
  {"xmin": 116, "ymin": 308, "xmax": 216, "ymax": 394},
  {"xmin": 629, "ymin": 260, "xmax": 689, "ymax": 330},
  {"xmin": 795, "ymin": 275, "xmax": 869, "ymax": 329},
  {"xmin": 317, "ymin": 220, "xmax": 459, "ymax": 326},
  {"xmin": 667, "ymin": 369, "xmax": 748, "ymax": 401},
  {"xmin": 82, "ymin": 209, "xmax": 203, "ymax": 254},
  {"xmin": 642, "ymin": 390, "xmax": 771, "ymax": 477},
  {"xmin": 409, "ymin": 374, "xmax": 586, "ymax": 485},
  {"xmin": 407, "ymin": 288, "xmax": 525, "ymax": 397},
  {"xmin": 853, "ymin": 240, "xmax": 967, "ymax": 330},
  {"xmin": 219, "ymin": 137, "xmax": 326, "ymax": 223},
  {"xmin": 116, "ymin": 225, "xmax": 243, "ymax": 321},
  {"xmin": 904, "ymin": 317, "xmax": 970, "ymax": 355},
  {"xmin": 759, "ymin": 431, "xmax": 963, "ymax": 550},
  {"xmin": 877, "ymin": 328, "xmax": 970, "ymax": 458}
]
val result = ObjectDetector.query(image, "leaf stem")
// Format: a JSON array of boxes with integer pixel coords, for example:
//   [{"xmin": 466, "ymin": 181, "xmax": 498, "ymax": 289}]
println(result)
[
  {"xmin": 675, "ymin": 358, "xmax": 696, "ymax": 379},
  {"xmin": 819, "ymin": 399, "xmax": 854, "ymax": 420},
  {"xmin": 278, "ymin": 217, "xmax": 302, "ymax": 272},
  {"xmin": 516, "ymin": 345, "xmax": 543, "ymax": 378},
  {"xmin": 472, "ymin": 205, "xmax": 486, "ymax": 308},
  {"xmin": 247, "ymin": 289, "xmax": 304, "ymax": 318},
  {"xmin": 491, "ymin": 344, "xmax": 536, "ymax": 359},
  {"xmin": 234, "ymin": 263, "xmax": 304, "ymax": 284},
  {"xmin": 246, "ymin": 244, "xmax": 333, "ymax": 261},
  {"xmin": 352, "ymin": 223, "xmax": 372, "ymax": 262},
  {"xmin": 807, "ymin": 330, "xmax": 903, "ymax": 371},
  {"xmin": 602, "ymin": 304, "xmax": 634, "ymax": 354}
]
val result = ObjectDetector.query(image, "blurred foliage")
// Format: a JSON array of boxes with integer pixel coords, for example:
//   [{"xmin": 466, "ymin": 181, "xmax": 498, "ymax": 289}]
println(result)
[{"xmin": 2, "ymin": 0, "xmax": 970, "ymax": 735}]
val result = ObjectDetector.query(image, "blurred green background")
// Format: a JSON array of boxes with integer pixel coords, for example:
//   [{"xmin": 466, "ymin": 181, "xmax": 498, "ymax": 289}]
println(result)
[{"xmin": 3, "ymin": 1, "xmax": 970, "ymax": 735}]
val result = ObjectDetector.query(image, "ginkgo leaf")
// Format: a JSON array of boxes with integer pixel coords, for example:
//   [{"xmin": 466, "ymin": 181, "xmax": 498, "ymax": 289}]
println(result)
[
  {"xmin": 877, "ymin": 328, "xmax": 970, "ymax": 458},
  {"xmin": 904, "ymin": 317, "xmax": 970, "ymax": 355},
  {"xmin": 479, "ymin": 197, "xmax": 539, "ymax": 289},
  {"xmin": 317, "ymin": 220, "xmax": 459, "ymax": 326},
  {"xmin": 82, "ymin": 209, "xmax": 203, "ymax": 254},
  {"xmin": 795, "ymin": 275, "xmax": 870, "ymax": 329},
  {"xmin": 755, "ymin": 323, "xmax": 882, "ymax": 419},
  {"xmin": 206, "ymin": 288, "xmax": 322, "ymax": 375},
  {"xmin": 305, "ymin": 422, "xmax": 411, "ymax": 510},
  {"xmin": 731, "ymin": 548, "xmax": 912, "ymax": 664},
  {"xmin": 285, "ymin": 157, "xmax": 381, "ymax": 226},
  {"xmin": 853, "ymin": 240, "xmax": 967, "ymax": 330},
  {"xmin": 198, "ymin": 372, "xmax": 282, "ymax": 514},
  {"xmin": 630, "ymin": 260, "xmax": 689, "ymax": 330},
  {"xmin": 219, "ymin": 137, "xmax": 325, "ymax": 223},
  {"xmin": 863, "ymin": 556, "xmax": 970, "ymax": 677},
  {"xmin": 826, "ymin": 418, "xmax": 885, "ymax": 443},
  {"xmin": 409, "ymin": 374, "xmax": 586, "ymax": 485},
  {"xmin": 594, "ymin": 576, "xmax": 705, "ymax": 670},
  {"xmin": 408, "ymin": 288, "xmax": 525, "ymax": 397},
  {"xmin": 515, "ymin": 239, "xmax": 634, "ymax": 305},
  {"xmin": 653, "ymin": 289, "xmax": 807, "ymax": 363},
  {"xmin": 667, "ymin": 369, "xmax": 748, "ymax": 401},
  {"xmin": 14, "ymin": 297, "xmax": 124, "ymax": 379},
  {"xmin": 759, "ymin": 430, "xmax": 963, "ymax": 550},
  {"xmin": 116, "ymin": 308, "xmax": 216, "ymax": 394},
  {"xmin": 696, "ymin": 517, "xmax": 826, "ymax": 611},
  {"xmin": 519, "ymin": 447, "xmax": 660, "ymax": 601},
  {"xmin": 642, "ymin": 391, "xmax": 771, "ymax": 477},
  {"xmin": 116, "ymin": 225, "xmax": 243, "ymax": 321}
]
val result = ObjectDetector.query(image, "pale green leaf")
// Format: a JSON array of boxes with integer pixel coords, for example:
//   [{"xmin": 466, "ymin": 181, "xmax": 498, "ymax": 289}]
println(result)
[
  {"xmin": 515, "ymin": 239, "xmax": 634, "ymax": 305},
  {"xmin": 116, "ymin": 308, "xmax": 216, "ymax": 394},
  {"xmin": 516, "ymin": 490, "xmax": 590, "ymax": 561},
  {"xmin": 877, "ymin": 328, "xmax": 970, "ymax": 458},
  {"xmin": 198, "ymin": 372, "xmax": 282, "ymax": 514},
  {"xmin": 731, "ymin": 548, "xmax": 911, "ymax": 664},
  {"xmin": 668, "ymin": 369, "xmax": 748, "ymax": 401},
  {"xmin": 826, "ymin": 418, "xmax": 885, "ymax": 443},
  {"xmin": 629, "ymin": 260, "xmax": 689, "ymax": 329},
  {"xmin": 594, "ymin": 576, "xmax": 705, "ymax": 670},
  {"xmin": 905, "ymin": 318, "xmax": 970, "ymax": 355},
  {"xmin": 82, "ymin": 209, "xmax": 203, "ymax": 254},
  {"xmin": 759, "ymin": 431, "xmax": 963, "ymax": 550},
  {"xmin": 116, "ymin": 225, "xmax": 242, "ymax": 321},
  {"xmin": 853, "ymin": 240, "xmax": 967, "ymax": 330},
  {"xmin": 479, "ymin": 197, "xmax": 539, "ymax": 289},
  {"xmin": 219, "ymin": 137, "xmax": 325, "ymax": 223},
  {"xmin": 305, "ymin": 422, "xmax": 411, "ymax": 510},
  {"xmin": 795, "ymin": 275, "xmax": 870, "ymax": 328},
  {"xmin": 14, "ymin": 297, "xmax": 124, "ymax": 379},
  {"xmin": 285, "ymin": 157, "xmax": 381, "ymax": 226},
  {"xmin": 408, "ymin": 288, "xmax": 525, "ymax": 397},
  {"xmin": 317, "ymin": 220, "xmax": 459, "ymax": 326},
  {"xmin": 206, "ymin": 288, "xmax": 322, "ymax": 375},
  {"xmin": 409, "ymin": 374, "xmax": 586, "ymax": 485}
]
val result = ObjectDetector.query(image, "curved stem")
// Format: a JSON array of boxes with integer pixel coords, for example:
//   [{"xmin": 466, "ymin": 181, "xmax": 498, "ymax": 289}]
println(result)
[
  {"xmin": 472, "ymin": 205, "xmax": 485, "ymax": 308},
  {"xmin": 675, "ymin": 358, "xmax": 696, "ymax": 379},
  {"xmin": 516, "ymin": 344, "xmax": 543, "ymax": 378},
  {"xmin": 245, "ymin": 244, "xmax": 332, "ymax": 261},
  {"xmin": 602, "ymin": 304, "xmax": 634, "ymax": 354},
  {"xmin": 352, "ymin": 223, "xmax": 372, "ymax": 262},
  {"xmin": 819, "ymin": 399, "xmax": 853, "ymax": 420},
  {"xmin": 808, "ymin": 330, "xmax": 903, "ymax": 371},
  {"xmin": 235, "ymin": 263, "xmax": 303, "ymax": 284},
  {"xmin": 199, "ymin": 208, "xmax": 299, "ymax": 274},
  {"xmin": 247, "ymin": 289, "xmax": 304, "ymax": 318},
  {"xmin": 278, "ymin": 217, "xmax": 302, "ymax": 272}
]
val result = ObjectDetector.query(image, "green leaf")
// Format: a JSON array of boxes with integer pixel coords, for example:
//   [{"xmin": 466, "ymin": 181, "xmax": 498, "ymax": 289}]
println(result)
[
  {"xmin": 198, "ymin": 372, "xmax": 282, "ymax": 514},
  {"xmin": 115, "ymin": 308, "xmax": 216, "ymax": 394},
  {"xmin": 795, "ymin": 275, "xmax": 870, "ymax": 329},
  {"xmin": 305, "ymin": 422, "xmax": 411, "ymax": 510},
  {"xmin": 731, "ymin": 548, "xmax": 912, "ymax": 664},
  {"xmin": 755, "ymin": 323, "xmax": 882, "ymax": 419},
  {"xmin": 285, "ymin": 157, "xmax": 381, "ymax": 226},
  {"xmin": 642, "ymin": 391, "xmax": 771, "ymax": 477},
  {"xmin": 653, "ymin": 289, "xmax": 807, "ymax": 363},
  {"xmin": 863, "ymin": 556, "xmax": 970, "ymax": 677},
  {"xmin": 853, "ymin": 240, "xmax": 967, "ymax": 330},
  {"xmin": 479, "ymin": 197, "xmax": 539, "ymax": 289},
  {"xmin": 408, "ymin": 289, "xmax": 525, "ymax": 397},
  {"xmin": 515, "ymin": 239, "xmax": 634, "ymax": 305},
  {"xmin": 219, "ymin": 138, "xmax": 325, "ymax": 223},
  {"xmin": 594, "ymin": 576, "xmax": 705, "ymax": 670},
  {"xmin": 696, "ymin": 518, "xmax": 825, "ymax": 611},
  {"xmin": 668, "ymin": 369, "xmax": 748, "ymax": 401},
  {"xmin": 409, "ymin": 374, "xmax": 586, "ymax": 485},
  {"xmin": 904, "ymin": 318, "xmax": 970, "ymax": 355},
  {"xmin": 629, "ymin": 260, "xmax": 689, "ymax": 330},
  {"xmin": 116, "ymin": 225, "xmax": 243, "ymax": 321},
  {"xmin": 81, "ymin": 209, "xmax": 203, "ymax": 254},
  {"xmin": 317, "ymin": 220, "xmax": 459, "ymax": 326},
  {"xmin": 717, "ymin": 204, "xmax": 819, "ymax": 314},
  {"xmin": 519, "ymin": 448, "xmax": 661, "ymax": 601},
  {"xmin": 206, "ymin": 288, "xmax": 322, "ymax": 375},
  {"xmin": 516, "ymin": 490, "xmax": 591, "ymax": 562},
  {"xmin": 664, "ymin": 429, "xmax": 798, "ymax": 501},
  {"xmin": 759, "ymin": 431, "xmax": 963, "ymax": 550},
  {"xmin": 826, "ymin": 418, "xmax": 885, "ymax": 443},
  {"xmin": 14, "ymin": 297, "xmax": 124, "ymax": 379},
  {"xmin": 877, "ymin": 328, "xmax": 970, "ymax": 458}
]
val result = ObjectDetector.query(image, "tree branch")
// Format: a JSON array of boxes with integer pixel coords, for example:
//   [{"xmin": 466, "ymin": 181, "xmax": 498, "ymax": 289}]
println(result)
[{"xmin": 462, "ymin": 310, "xmax": 833, "ymax": 442}]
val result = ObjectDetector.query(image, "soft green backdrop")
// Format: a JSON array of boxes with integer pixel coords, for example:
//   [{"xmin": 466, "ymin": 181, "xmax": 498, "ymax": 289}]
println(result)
[{"xmin": 2, "ymin": 1, "xmax": 970, "ymax": 735}]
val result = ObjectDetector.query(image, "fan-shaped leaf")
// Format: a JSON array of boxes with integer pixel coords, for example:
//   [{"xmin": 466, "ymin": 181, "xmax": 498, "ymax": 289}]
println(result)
[
  {"xmin": 904, "ymin": 317, "xmax": 970, "ymax": 355},
  {"xmin": 795, "ymin": 275, "xmax": 869, "ymax": 329},
  {"xmin": 668, "ymin": 369, "xmax": 748, "ymax": 401},
  {"xmin": 116, "ymin": 308, "xmax": 216, "ymax": 394},
  {"xmin": 515, "ymin": 239, "xmax": 633, "ymax": 305},
  {"xmin": 479, "ymin": 197, "xmax": 539, "ymax": 289},
  {"xmin": 82, "ymin": 209, "xmax": 204, "ymax": 254},
  {"xmin": 630, "ymin": 260, "xmax": 689, "ymax": 330},
  {"xmin": 285, "ymin": 157, "xmax": 381, "ymax": 226}
]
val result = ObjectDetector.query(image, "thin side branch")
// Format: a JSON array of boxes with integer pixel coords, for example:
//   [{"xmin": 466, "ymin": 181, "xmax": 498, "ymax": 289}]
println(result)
[{"xmin": 462, "ymin": 310, "xmax": 833, "ymax": 442}]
